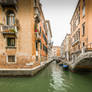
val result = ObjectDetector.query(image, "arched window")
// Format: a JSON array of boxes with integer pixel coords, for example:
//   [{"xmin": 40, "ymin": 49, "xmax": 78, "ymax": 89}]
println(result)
[{"xmin": 6, "ymin": 10, "xmax": 15, "ymax": 26}]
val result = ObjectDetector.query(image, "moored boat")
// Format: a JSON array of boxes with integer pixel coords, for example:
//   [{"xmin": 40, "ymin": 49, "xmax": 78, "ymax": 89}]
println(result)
[{"xmin": 63, "ymin": 64, "xmax": 69, "ymax": 70}]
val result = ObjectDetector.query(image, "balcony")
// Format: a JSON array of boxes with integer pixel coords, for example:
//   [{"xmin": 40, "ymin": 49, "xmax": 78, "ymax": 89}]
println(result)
[
  {"xmin": 72, "ymin": 39, "xmax": 80, "ymax": 46},
  {"xmin": 34, "ymin": 0, "xmax": 40, "ymax": 9},
  {"xmin": 34, "ymin": 7, "xmax": 40, "ymax": 23},
  {"xmin": 0, "ymin": 25, "xmax": 17, "ymax": 36},
  {"xmin": 35, "ymin": 32, "xmax": 41, "ymax": 42},
  {"xmin": 0, "ymin": 0, "xmax": 17, "ymax": 5},
  {"xmin": 0, "ymin": 0, "xmax": 18, "ymax": 10}
]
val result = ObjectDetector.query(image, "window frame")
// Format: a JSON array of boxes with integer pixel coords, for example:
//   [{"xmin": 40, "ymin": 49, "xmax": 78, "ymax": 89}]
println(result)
[
  {"xmin": 7, "ymin": 55, "xmax": 16, "ymax": 64},
  {"xmin": 82, "ymin": 0, "xmax": 85, "ymax": 17},
  {"xmin": 82, "ymin": 23, "xmax": 85, "ymax": 36},
  {"xmin": 7, "ymin": 37, "xmax": 16, "ymax": 47},
  {"xmin": 6, "ymin": 10, "xmax": 15, "ymax": 26}
]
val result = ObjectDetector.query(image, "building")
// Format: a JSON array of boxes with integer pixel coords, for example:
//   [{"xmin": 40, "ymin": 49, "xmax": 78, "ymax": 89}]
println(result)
[
  {"xmin": 38, "ymin": 2, "xmax": 48, "ymax": 62},
  {"xmin": 70, "ymin": 0, "xmax": 92, "ymax": 62},
  {"xmin": 61, "ymin": 34, "xmax": 71, "ymax": 61},
  {"xmin": 61, "ymin": 39, "xmax": 65, "ymax": 59},
  {"xmin": 64, "ymin": 34, "xmax": 71, "ymax": 61},
  {"xmin": 52, "ymin": 46, "xmax": 61, "ymax": 57},
  {"xmin": 0, "ymin": 0, "xmax": 48, "ymax": 69},
  {"xmin": 57, "ymin": 47, "xmax": 61, "ymax": 57},
  {"xmin": 45, "ymin": 20, "xmax": 52, "ymax": 60}
]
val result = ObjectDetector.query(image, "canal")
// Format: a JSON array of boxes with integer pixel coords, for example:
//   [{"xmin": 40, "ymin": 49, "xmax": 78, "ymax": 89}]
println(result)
[{"xmin": 0, "ymin": 61, "xmax": 92, "ymax": 92}]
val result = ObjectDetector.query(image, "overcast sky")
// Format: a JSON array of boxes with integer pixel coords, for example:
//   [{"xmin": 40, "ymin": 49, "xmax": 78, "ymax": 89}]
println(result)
[{"xmin": 40, "ymin": 0, "xmax": 78, "ymax": 46}]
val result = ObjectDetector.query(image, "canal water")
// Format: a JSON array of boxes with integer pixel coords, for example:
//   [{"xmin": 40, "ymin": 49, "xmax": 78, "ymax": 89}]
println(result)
[{"xmin": 0, "ymin": 61, "xmax": 92, "ymax": 92}]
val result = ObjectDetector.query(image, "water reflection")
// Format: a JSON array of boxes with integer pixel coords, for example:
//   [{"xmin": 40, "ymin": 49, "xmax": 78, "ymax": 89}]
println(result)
[
  {"xmin": 49, "ymin": 62, "xmax": 73, "ymax": 92},
  {"xmin": 49, "ymin": 61, "xmax": 92, "ymax": 92}
]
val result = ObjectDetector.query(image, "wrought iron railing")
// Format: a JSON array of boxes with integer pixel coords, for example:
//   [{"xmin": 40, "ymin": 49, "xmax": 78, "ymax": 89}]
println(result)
[
  {"xmin": 72, "ymin": 39, "xmax": 80, "ymax": 46},
  {"xmin": 0, "ymin": 0, "xmax": 17, "ymax": 5},
  {"xmin": 0, "ymin": 25, "xmax": 17, "ymax": 33}
]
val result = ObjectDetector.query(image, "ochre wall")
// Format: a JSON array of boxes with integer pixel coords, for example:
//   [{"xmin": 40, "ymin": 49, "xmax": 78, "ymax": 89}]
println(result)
[{"xmin": 0, "ymin": 0, "xmax": 39, "ymax": 68}]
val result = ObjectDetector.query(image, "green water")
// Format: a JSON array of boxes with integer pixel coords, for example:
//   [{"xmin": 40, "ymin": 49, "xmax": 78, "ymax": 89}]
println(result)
[{"xmin": 0, "ymin": 62, "xmax": 92, "ymax": 92}]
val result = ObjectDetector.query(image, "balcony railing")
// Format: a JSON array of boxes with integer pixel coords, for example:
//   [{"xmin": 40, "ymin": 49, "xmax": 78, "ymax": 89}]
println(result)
[
  {"xmin": 0, "ymin": 25, "xmax": 17, "ymax": 35},
  {"xmin": 72, "ymin": 39, "xmax": 80, "ymax": 46},
  {"xmin": 0, "ymin": 0, "xmax": 17, "ymax": 5},
  {"xmin": 34, "ymin": 7, "xmax": 40, "ymax": 23},
  {"xmin": 33, "ymin": 0, "xmax": 40, "ymax": 9},
  {"xmin": 34, "ymin": 1, "xmax": 40, "ymax": 23},
  {"xmin": 34, "ymin": 7, "xmax": 40, "ymax": 17}
]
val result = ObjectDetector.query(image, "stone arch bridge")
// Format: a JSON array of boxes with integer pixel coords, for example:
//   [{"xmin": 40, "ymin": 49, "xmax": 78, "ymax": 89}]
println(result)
[{"xmin": 70, "ymin": 52, "xmax": 92, "ymax": 71}]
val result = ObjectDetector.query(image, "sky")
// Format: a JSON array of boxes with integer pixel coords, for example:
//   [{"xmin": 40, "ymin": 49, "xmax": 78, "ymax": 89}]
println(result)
[{"xmin": 40, "ymin": 0, "xmax": 78, "ymax": 46}]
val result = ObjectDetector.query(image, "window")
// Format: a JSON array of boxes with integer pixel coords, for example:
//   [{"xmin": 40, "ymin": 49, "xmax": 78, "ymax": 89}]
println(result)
[
  {"xmin": 40, "ymin": 42, "xmax": 42, "ymax": 49},
  {"xmin": 36, "ymin": 41, "xmax": 38, "ymax": 51},
  {"xmin": 42, "ymin": 32, "xmax": 47, "ymax": 44},
  {"xmin": 43, "ymin": 44, "xmax": 48, "ymax": 54},
  {"xmin": 78, "ymin": 7, "xmax": 80, "ymax": 24},
  {"xmin": 7, "ymin": 38, "xmax": 15, "ymax": 47},
  {"xmin": 77, "ymin": 29, "xmax": 80, "ymax": 40},
  {"xmin": 40, "ymin": 26, "xmax": 41, "ymax": 33},
  {"xmin": 82, "ymin": 42, "xmax": 85, "ymax": 48},
  {"xmin": 82, "ymin": 23, "xmax": 85, "ymax": 36},
  {"xmin": 8, "ymin": 56, "xmax": 15, "ymax": 63},
  {"xmin": 34, "ymin": 0, "xmax": 37, "ymax": 6},
  {"xmin": 78, "ymin": 44, "xmax": 80, "ymax": 49},
  {"xmin": 83, "ymin": 42, "xmax": 85, "ymax": 47},
  {"xmin": 36, "ymin": 56, "xmax": 38, "ymax": 61},
  {"xmin": 82, "ymin": 0, "xmax": 85, "ymax": 17},
  {"xmin": 6, "ymin": 10, "xmax": 15, "ymax": 25}
]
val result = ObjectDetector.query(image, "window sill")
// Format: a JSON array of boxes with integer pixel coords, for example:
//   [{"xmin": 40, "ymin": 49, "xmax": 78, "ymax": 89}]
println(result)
[
  {"xmin": 7, "ymin": 62, "xmax": 17, "ymax": 64},
  {"xmin": 6, "ymin": 46, "xmax": 16, "ymax": 49}
]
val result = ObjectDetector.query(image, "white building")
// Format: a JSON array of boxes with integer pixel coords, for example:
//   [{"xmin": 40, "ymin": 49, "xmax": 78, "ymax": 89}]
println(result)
[
  {"xmin": 45, "ymin": 20, "xmax": 53, "ymax": 59},
  {"xmin": 65, "ymin": 34, "xmax": 71, "ymax": 61},
  {"xmin": 61, "ymin": 34, "xmax": 71, "ymax": 61}
]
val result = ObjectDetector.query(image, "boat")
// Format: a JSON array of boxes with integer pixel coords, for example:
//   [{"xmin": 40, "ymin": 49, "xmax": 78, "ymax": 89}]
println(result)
[{"xmin": 63, "ymin": 64, "xmax": 69, "ymax": 70}]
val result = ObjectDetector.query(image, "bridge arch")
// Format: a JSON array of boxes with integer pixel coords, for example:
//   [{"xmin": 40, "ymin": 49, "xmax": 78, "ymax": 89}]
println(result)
[{"xmin": 71, "ymin": 52, "xmax": 92, "ymax": 71}]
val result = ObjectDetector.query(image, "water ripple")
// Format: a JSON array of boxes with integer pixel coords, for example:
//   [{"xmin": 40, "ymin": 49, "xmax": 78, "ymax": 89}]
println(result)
[{"xmin": 49, "ymin": 62, "xmax": 73, "ymax": 92}]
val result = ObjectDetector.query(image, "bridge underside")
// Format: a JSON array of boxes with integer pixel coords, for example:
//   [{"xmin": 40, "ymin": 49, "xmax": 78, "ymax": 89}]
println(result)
[
  {"xmin": 72, "ymin": 52, "xmax": 92, "ymax": 72},
  {"xmin": 74, "ymin": 58, "xmax": 92, "ymax": 71}
]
